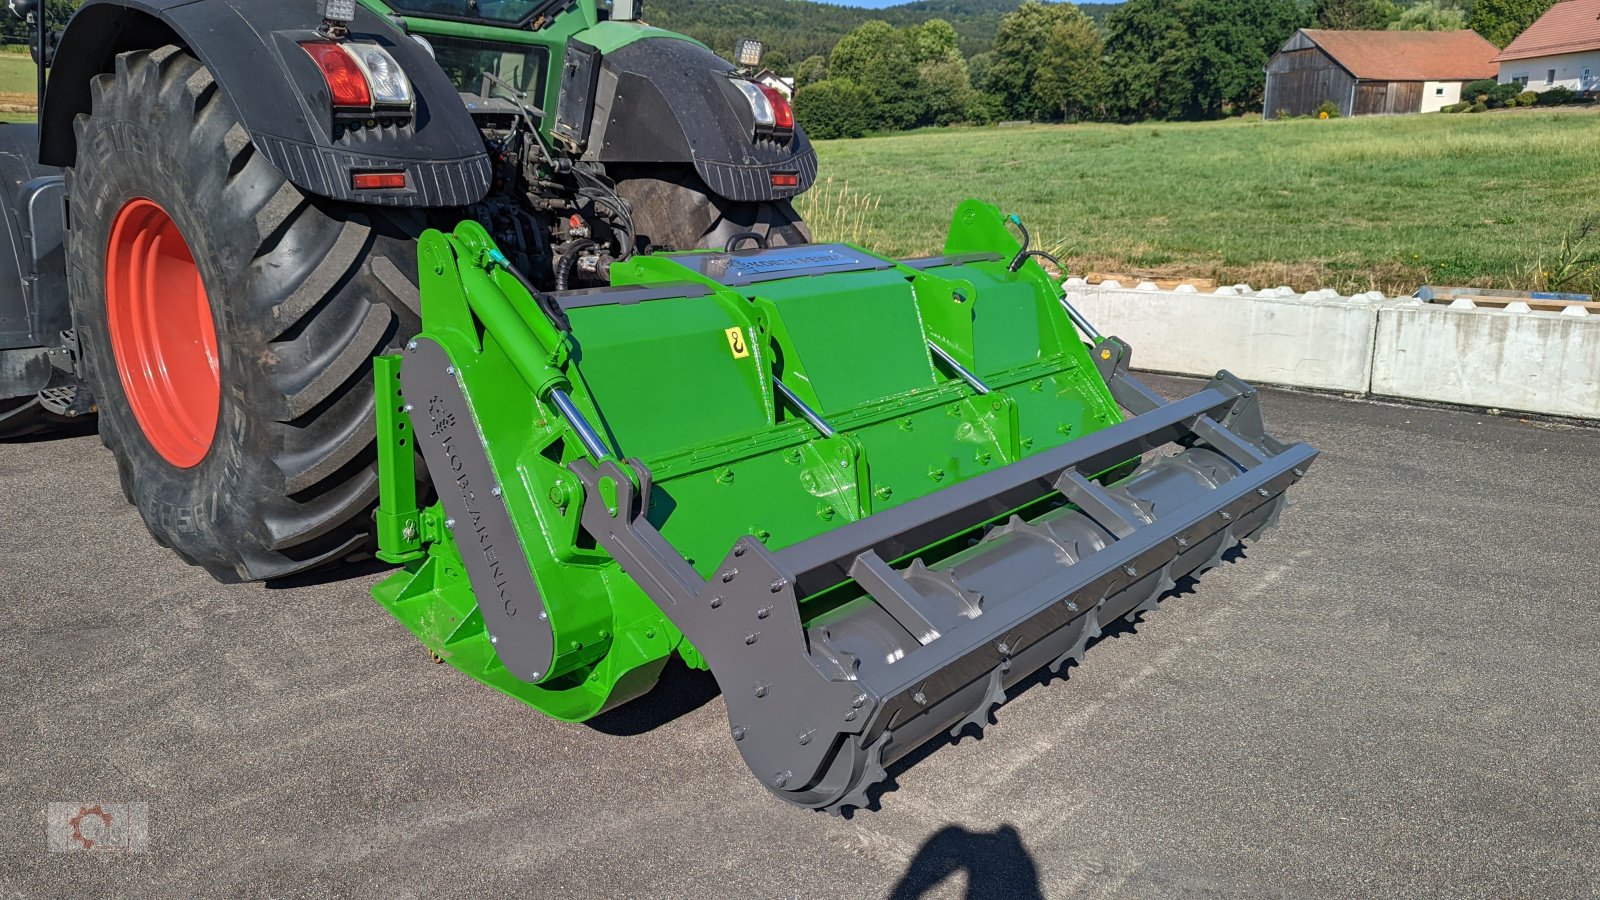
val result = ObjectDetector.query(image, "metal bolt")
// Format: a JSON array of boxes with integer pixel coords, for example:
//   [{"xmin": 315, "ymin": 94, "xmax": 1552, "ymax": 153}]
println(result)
[
  {"xmin": 445, "ymin": 366, "xmax": 455, "ymax": 376},
  {"xmin": 1066, "ymin": 601, "xmax": 1079, "ymax": 612},
  {"xmin": 489, "ymin": 634, "xmax": 498, "ymax": 644},
  {"xmin": 445, "ymin": 517, "xmax": 457, "ymax": 530},
  {"xmin": 539, "ymin": 610, "xmax": 547, "ymax": 620},
  {"xmin": 797, "ymin": 731, "xmax": 812, "ymax": 746},
  {"xmin": 913, "ymin": 691, "xmax": 927, "ymax": 705},
  {"xmin": 745, "ymin": 632, "xmax": 760, "ymax": 645},
  {"xmin": 844, "ymin": 710, "xmax": 857, "ymax": 722},
  {"xmin": 722, "ymin": 568, "xmax": 738, "ymax": 583},
  {"xmin": 996, "ymin": 641, "xmax": 1011, "ymax": 655},
  {"xmin": 852, "ymin": 693, "xmax": 867, "ymax": 708},
  {"xmin": 757, "ymin": 607, "xmax": 771, "ymax": 619},
  {"xmin": 406, "ymin": 340, "xmax": 418, "ymax": 351},
  {"xmin": 734, "ymin": 544, "xmax": 746, "ymax": 557},
  {"xmin": 754, "ymin": 682, "xmax": 769, "ymax": 698},
  {"xmin": 1257, "ymin": 488, "xmax": 1271, "ymax": 498},
  {"xmin": 773, "ymin": 772, "xmax": 789, "ymax": 788},
  {"xmin": 1220, "ymin": 511, "xmax": 1233, "ymax": 521},
  {"xmin": 1176, "ymin": 536, "xmax": 1189, "ymax": 548},
  {"xmin": 644, "ymin": 628, "xmax": 656, "ymax": 639},
  {"xmin": 402, "ymin": 521, "xmax": 418, "ymax": 543},
  {"xmin": 404, "ymin": 403, "xmax": 414, "ymax": 413},
  {"xmin": 839, "ymin": 459, "xmax": 849, "ymax": 468},
  {"xmin": 1123, "ymin": 565, "xmax": 1138, "ymax": 577},
  {"xmin": 732, "ymin": 725, "xmax": 747, "ymax": 741},
  {"xmin": 875, "ymin": 486, "xmax": 894, "ymax": 500},
  {"xmin": 491, "ymin": 486, "xmax": 502, "ymax": 497},
  {"xmin": 770, "ymin": 578, "xmax": 788, "ymax": 593},
  {"xmin": 709, "ymin": 596, "xmax": 723, "ymax": 609},
  {"xmin": 530, "ymin": 671, "xmax": 541, "ymax": 680}
]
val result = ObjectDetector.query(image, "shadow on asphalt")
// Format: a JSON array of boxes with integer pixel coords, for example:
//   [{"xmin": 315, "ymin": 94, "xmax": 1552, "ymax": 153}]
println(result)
[
  {"xmin": 888, "ymin": 823, "xmax": 1045, "ymax": 899},
  {"xmin": 586, "ymin": 656, "xmax": 721, "ymax": 736}
]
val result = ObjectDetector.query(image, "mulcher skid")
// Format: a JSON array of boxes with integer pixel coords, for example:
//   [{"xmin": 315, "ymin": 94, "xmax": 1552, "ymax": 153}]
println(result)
[{"xmin": 371, "ymin": 200, "xmax": 1317, "ymax": 812}]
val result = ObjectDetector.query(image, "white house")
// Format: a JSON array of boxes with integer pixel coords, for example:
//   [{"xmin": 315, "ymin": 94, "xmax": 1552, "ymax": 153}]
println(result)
[
  {"xmin": 1496, "ymin": 0, "xmax": 1600, "ymax": 94},
  {"xmin": 753, "ymin": 69, "xmax": 795, "ymax": 100}
]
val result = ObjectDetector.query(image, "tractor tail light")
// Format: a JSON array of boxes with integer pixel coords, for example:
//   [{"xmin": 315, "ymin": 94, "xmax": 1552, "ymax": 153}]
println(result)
[
  {"xmin": 758, "ymin": 85, "xmax": 793, "ymax": 130},
  {"xmin": 301, "ymin": 42, "xmax": 372, "ymax": 109}
]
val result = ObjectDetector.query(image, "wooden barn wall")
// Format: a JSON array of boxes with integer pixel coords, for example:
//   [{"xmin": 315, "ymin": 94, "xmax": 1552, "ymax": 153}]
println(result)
[
  {"xmin": 1264, "ymin": 46, "xmax": 1357, "ymax": 117},
  {"xmin": 1352, "ymin": 81, "xmax": 1425, "ymax": 116}
]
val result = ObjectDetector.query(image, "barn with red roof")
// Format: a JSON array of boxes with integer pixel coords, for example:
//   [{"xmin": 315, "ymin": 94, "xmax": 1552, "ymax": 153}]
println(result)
[{"xmin": 1265, "ymin": 29, "xmax": 1501, "ymax": 118}]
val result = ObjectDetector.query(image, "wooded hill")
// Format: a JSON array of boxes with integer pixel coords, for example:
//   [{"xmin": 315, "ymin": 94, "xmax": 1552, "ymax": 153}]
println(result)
[{"xmin": 644, "ymin": 0, "xmax": 1120, "ymax": 69}]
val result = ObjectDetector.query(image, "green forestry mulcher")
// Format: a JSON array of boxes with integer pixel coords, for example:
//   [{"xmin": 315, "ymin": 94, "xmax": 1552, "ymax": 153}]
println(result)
[{"xmin": 0, "ymin": 0, "xmax": 1316, "ymax": 811}]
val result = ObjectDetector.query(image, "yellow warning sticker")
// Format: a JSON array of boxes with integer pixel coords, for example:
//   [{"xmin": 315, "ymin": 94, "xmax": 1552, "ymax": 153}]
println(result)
[{"xmin": 725, "ymin": 326, "xmax": 750, "ymax": 359}]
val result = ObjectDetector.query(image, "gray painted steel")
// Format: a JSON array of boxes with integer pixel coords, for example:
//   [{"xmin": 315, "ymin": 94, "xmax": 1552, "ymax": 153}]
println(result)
[
  {"xmin": 403, "ymin": 338, "xmax": 555, "ymax": 682},
  {"xmin": 571, "ymin": 366, "xmax": 1316, "ymax": 812}
]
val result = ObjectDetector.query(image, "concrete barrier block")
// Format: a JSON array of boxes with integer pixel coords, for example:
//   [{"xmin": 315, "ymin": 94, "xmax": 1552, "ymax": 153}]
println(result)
[
  {"xmin": 1560, "ymin": 306, "xmax": 1590, "ymax": 318},
  {"xmin": 1070, "ymin": 288, "xmax": 1377, "ymax": 393},
  {"xmin": 1137, "ymin": 281, "xmax": 1159, "ymax": 291},
  {"xmin": 1175, "ymin": 284, "xmax": 1198, "ymax": 294},
  {"xmin": 1373, "ymin": 305, "xmax": 1600, "ymax": 419},
  {"xmin": 1448, "ymin": 297, "xmax": 1477, "ymax": 309},
  {"xmin": 1503, "ymin": 301, "xmax": 1532, "ymax": 313}
]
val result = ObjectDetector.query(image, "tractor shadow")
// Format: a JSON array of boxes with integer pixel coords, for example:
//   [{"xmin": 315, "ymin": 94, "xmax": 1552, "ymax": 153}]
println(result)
[{"xmin": 889, "ymin": 823, "xmax": 1045, "ymax": 900}]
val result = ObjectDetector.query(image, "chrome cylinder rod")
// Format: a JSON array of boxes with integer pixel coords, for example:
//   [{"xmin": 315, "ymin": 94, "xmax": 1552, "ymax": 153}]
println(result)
[
  {"xmin": 927, "ymin": 342, "xmax": 990, "ymax": 395},
  {"xmin": 1058, "ymin": 295, "xmax": 1103, "ymax": 343},
  {"xmin": 773, "ymin": 377, "xmax": 837, "ymax": 438},
  {"xmin": 550, "ymin": 388, "xmax": 613, "ymax": 461}
]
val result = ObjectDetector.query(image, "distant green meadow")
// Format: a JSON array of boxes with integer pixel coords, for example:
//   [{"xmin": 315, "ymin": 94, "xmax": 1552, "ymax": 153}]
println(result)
[{"xmin": 799, "ymin": 107, "xmax": 1600, "ymax": 295}]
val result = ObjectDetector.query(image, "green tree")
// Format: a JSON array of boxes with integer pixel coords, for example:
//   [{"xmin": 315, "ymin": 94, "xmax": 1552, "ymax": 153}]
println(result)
[
  {"xmin": 829, "ymin": 20, "xmax": 896, "ymax": 84},
  {"xmin": 988, "ymin": 2, "xmax": 1105, "ymax": 122},
  {"xmin": 919, "ymin": 55, "xmax": 976, "ymax": 126},
  {"xmin": 1106, "ymin": 0, "xmax": 1304, "ymax": 120},
  {"xmin": 1468, "ymin": 0, "xmax": 1555, "ymax": 47},
  {"xmin": 1037, "ymin": 6, "xmax": 1108, "ymax": 120},
  {"xmin": 794, "ymin": 54, "xmax": 828, "ymax": 88},
  {"xmin": 1310, "ymin": 0, "xmax": 1400, "ymax": 30},
  {"xmin": 828, "ymin": 20, "xmax": 926, "ymax": 130},
  {"xmin": 911, "ymin": 18, "xmax": 961, "ymax": 64},
  {"xmin": 1389, "ymin": 1, "xmax": 1467, "ymax": 29},
  {"xmin": 793, "ymin": 78, "xmax": 875, "ymax": 139}
]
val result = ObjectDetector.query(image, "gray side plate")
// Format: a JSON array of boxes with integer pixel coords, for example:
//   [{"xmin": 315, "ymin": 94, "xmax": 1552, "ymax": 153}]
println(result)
[{"xmin": 403, "ymin": 338, "xmax": 555, "ymax": 682}]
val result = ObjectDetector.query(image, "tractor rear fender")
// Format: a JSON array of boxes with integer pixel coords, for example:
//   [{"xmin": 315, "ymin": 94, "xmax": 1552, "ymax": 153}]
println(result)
[{"xmin": 40, "ymin": 0, "xmax": 490, "ymax": 207}]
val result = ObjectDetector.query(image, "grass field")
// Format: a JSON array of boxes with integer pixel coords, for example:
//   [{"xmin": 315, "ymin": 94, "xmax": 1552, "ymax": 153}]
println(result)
[
  {"xmin": 797, "ymin": 107, "xmax": 1600, "ymax": 295},
  {"xmin": 0, "ymin": 49, "xmax": 38, "ymax": 120}
]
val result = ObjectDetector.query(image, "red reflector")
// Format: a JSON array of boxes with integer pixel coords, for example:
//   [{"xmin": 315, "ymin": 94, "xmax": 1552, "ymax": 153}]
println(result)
[
  {"xmin": 301, "ymin": 42, "xmax": 372, "ymax": 109},
  {"xmin": 352, "ymin": 171, "xmax": 408, "ymax": 190},
  {"xmin": 758, "ymin": 85, "xmax": 794, "ymax": 130},
  {"xmin": 770, "ymin": 173, "xmax": 799, "ymax": 188}
]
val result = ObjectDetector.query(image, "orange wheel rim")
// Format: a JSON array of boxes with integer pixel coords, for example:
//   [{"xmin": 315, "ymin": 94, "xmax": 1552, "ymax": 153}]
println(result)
[{"xmin": 105, "ymin": 198, "xmax": 220, "ymax": 468}]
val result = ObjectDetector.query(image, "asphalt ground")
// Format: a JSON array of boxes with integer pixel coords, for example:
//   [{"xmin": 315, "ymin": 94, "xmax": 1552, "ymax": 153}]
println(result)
[{"xmin": 1, "ymin": 376, "xmax": 1596, "ymax": 898}]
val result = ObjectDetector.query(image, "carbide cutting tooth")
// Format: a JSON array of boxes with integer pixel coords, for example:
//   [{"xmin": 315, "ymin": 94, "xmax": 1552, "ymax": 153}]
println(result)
[
  {"xmin": 949, "ymin": 665, "xmax": 1008, "ymax": 741},
  {"xmin": 829, "ymin": 732, "xmax": 893, "ymax": 816},
  {"xmin": 1049, "ymin": 610, "xmax": 1101, "ymax": 674}
]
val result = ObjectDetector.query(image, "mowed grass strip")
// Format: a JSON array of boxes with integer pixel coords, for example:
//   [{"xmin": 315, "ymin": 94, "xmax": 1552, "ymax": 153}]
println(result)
[
  {"xmin": 0, "ymin": 49, "xmax": 37, "ymax": 117},
  {"xmin": 801, "ymin": 108, "xmax": 1600, "ymax": 294}
]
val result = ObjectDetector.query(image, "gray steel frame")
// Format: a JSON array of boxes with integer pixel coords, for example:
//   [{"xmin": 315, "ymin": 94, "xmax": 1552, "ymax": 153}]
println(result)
[{"xmin": 570, "ymin": 343, "xmax": 1317, "ymax": 812}]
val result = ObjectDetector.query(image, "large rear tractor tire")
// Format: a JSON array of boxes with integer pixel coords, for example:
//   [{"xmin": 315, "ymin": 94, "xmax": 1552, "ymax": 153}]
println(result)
[
  {"xmin": 613, "ymin": 169, "xmax": 811, "ymax": 251},
  {"xmin": 66, "ymin": 46, "xmax": 422, "ymax": 582}
]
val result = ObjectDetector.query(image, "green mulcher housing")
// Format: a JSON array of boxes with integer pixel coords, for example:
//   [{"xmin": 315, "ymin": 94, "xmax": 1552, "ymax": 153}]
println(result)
[{"xmin": 371, "ymin": 200, "xmax": 1317, "ymax": 812}]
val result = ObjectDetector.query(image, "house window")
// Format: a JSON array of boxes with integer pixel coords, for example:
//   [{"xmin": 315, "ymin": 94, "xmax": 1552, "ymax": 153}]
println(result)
[
  {"xmin": 1512, "ymin": 74, "xmax": 1529, "ymax": 86},
  {"xmin": 1547, "ymin": 69, "xmax": 1556, "ymax": 84},
  {"xmin": 1435, "ymin": 87, "xmax": 1445, "ymax": 96},
  {"xmin": 1584, "ymin": 66, "xmax": 1593, "ymax": 85}
]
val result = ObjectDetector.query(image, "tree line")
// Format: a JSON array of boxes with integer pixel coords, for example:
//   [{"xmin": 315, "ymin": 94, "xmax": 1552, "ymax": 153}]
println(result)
[{"xmin": 791, "ymin": 0, "xmax": 1558, "ymax": 138}]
